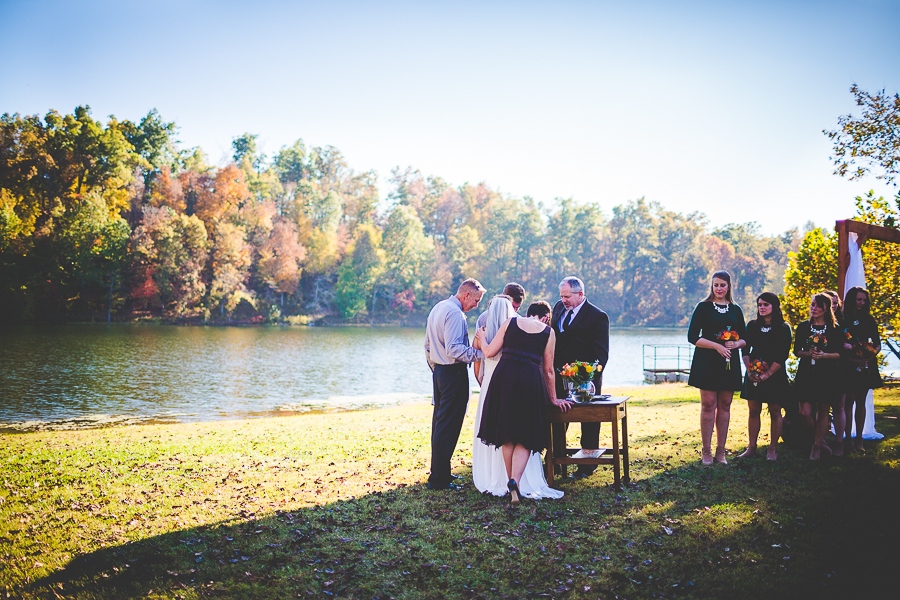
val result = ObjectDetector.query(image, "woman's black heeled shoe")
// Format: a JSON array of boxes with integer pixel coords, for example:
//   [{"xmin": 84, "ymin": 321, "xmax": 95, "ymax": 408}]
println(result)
[{"xmin": 507, "ymin": 479, "xmax": 521, "ymax": 506}]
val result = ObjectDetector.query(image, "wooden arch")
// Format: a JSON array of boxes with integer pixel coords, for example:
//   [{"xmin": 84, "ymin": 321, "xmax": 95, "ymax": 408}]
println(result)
[{"xmin": 835, "ymin": 219, "xmax": 900, "ymax": 300}]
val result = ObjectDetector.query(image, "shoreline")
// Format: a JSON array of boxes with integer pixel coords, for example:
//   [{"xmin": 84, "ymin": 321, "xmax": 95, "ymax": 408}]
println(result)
[
  {"xmin": 0, "ymin": 385, "xmax": 684, "ymax": 435},
  {"xmin": 0, "ymin": 385, "xmax": 690, "ymax": 435}
]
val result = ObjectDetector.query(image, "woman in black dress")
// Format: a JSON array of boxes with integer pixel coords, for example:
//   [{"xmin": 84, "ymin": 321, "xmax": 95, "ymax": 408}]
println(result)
[
  {"xmin": 793, "ymin": 293, "xmax": 843, "ymax": 460},
  {"xmin": 841, "ymin": 286, "xmax": 883, "ymax": 453},
  {"xmin": 822, "ymin": 289, "xmax": 849, "ymax": 455},
  {"xmin": 687, "ymin": 271, "xmax": 747, "ymax": 465},
  {"xmin": 738, "ymin": 293, "xmax": 792, "ymax": 460},
  {"xmin": 475, "ymin": 315, "xmax": 572, "ymax": 504}
]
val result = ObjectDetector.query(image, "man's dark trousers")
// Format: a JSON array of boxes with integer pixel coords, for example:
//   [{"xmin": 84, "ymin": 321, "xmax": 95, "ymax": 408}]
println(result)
[{"xmin": 429, "ymin": 363, "xmax": 469, "ymax": 487}]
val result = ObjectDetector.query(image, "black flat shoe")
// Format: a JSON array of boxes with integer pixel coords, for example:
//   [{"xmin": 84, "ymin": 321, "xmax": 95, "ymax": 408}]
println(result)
[
  {"xmin": 507, "ymin": 479, "xmax": 521, "ymax": 505},
  {"xmin": 427, "ymin": 482, "xmax": 459, "ymax": 491}
]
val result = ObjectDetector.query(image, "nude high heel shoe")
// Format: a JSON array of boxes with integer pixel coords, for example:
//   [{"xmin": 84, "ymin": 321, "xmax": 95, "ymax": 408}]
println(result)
[{"xmin": 714, "ymin": 447, "xmax": 727, "ymax": 465}]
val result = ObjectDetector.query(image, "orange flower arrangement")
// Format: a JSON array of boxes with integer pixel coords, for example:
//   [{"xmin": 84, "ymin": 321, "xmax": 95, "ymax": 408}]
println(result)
[
  {"xmin": 852, "ymin": 338, "xmax": 879, "ymax": 371},
  {"xmin": 747, "ymin": 359, "xmax": 768, "ymax": 386},
  {"xmin": 716, "ymin": 327, "xmax": 740, "ymax": 369},
  {"xmin": 806, "ymin": 333, "xmax": 827, "ymax": 365},
  {"xmin": 558, "ymin": 361, "xmax": 602, "ymax": 386},
  {"xmin": 716, "ymin": 327, "xmax": 740, "ymax": 342}
]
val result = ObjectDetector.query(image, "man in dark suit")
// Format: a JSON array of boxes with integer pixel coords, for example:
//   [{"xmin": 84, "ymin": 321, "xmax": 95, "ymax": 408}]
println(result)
[{"xmin": 550, "ymin": 276, "xmax": 610, "ymax": 478}]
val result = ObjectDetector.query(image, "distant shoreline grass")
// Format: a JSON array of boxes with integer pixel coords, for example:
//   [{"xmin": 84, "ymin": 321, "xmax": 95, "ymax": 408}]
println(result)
[{"xmin": 2, "ymin": 384, "xmax": 899, "ymax": 599}]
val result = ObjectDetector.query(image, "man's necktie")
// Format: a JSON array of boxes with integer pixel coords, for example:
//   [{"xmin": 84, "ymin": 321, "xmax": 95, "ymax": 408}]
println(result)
[{"xmin": 561, "ymin": 310, "xmax": 573, "ymax": 332}]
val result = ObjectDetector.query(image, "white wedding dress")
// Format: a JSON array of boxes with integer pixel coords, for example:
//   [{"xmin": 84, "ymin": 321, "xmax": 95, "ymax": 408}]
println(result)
[{"xmin": 472, "ymin": 354, "xmax": 564, "ymax": 499}]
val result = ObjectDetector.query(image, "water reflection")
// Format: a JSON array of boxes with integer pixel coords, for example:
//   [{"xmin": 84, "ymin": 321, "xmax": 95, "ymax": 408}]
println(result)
[{"xmin": 0, "ymin": 324, "xmax": 705, "ymax": 430}]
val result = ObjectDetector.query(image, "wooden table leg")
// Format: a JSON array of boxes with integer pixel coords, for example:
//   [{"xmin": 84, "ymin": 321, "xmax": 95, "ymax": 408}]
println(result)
[
  {"xmin": 622, "ymin": 413, "xmax": 630, "ymax": 485},
  {"xmin": 611, "ymin": 415, "xmax": 621, "ymax": 492},
  {"xmin": 545, "ymin": 424, "xmax": 555, "ymax": 485}
]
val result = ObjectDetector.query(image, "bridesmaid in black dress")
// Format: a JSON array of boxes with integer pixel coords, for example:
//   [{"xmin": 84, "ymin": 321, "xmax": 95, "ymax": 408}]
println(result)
[
  {"xmin": 687, "ymin": 270, "xmax": 747, "ymax": 465},
  {"xmin": 841, "ymin": 287, "xmax": 884, "ymax": 453},
  {"xmin": 792, "ymin": 293, "xmax": 843, "ymax": 460},
  {"xmin": 474, "ymin": 316, "xmax": 572, "ymax": 505},
  {"xmin": 738, "ymin": 293, "xmax": 793, "ymax": 461},
  {"xmin": 822, "ymin": 289, "xmax": 849, "ymax": 455}
]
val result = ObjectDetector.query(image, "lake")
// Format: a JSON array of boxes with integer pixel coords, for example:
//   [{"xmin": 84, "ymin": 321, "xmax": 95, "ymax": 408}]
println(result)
[{"xmin": 1, "ymin": 324, "xmax": 896, "ymax": 431}]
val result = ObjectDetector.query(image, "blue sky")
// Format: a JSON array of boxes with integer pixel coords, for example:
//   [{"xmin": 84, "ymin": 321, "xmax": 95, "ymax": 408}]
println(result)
[{"xmin": 2, "ymin": 0, "xmax": 898, "ymax": 234}]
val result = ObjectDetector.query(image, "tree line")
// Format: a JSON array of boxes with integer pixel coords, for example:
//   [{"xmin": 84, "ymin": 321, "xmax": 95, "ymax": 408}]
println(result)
[{"xmin": 0, "ymin": 105, "xmax": 813, "ymax": 326}]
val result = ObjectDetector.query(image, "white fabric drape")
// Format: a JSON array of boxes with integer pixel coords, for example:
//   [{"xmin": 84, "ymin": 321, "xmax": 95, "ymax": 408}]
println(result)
[{"xmin": 845, "ymin": 232, "xmax": 883, "ymax": 440}]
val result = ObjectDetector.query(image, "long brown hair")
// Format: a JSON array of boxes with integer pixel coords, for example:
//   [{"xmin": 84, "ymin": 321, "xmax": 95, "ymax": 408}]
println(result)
[
  {"xmin": 756, "ymin": 292, "xmax": 785, "ymax": 326},
  {"xmin": 822, "ymin": 289, "xmax": 844, "ymax": 325},
  {"xmin": 843, "ymin": 286, "xmax": 871, "ymax": 322},
  {"xmin": 703, "ymin": 270, "xmax": 734, "ymax": 303},
  {"xmin": 810, "ymin": 293, "xmax": 837, "ymax": 328}
]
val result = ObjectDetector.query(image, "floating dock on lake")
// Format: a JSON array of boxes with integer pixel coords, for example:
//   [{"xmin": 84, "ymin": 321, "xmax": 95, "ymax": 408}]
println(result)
[{"xmin": 643, "ymin": 344, "xmax": 693, "ymax": 384}]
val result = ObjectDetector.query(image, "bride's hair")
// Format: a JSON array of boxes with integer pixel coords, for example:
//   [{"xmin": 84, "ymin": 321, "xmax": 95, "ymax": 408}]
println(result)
[{"xmin": 484, "ymin": 295, "xmax": 515, "ymax": 346}]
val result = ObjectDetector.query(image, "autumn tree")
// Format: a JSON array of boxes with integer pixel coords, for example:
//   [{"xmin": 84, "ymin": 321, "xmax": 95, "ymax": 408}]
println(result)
[
  {"xmin": 258, "ymin": 219, "xmax": 306, "ymax": 306},
  {"xmin": 825, "ymin": 85, "xmax": 900, "ymax": 186},
  {"xmin": 207, "ymin": 222, "xmax": 251, "ymax": 318},
  {"xmin": 131, "ymin": 206, "xmax": 208, "ymax": 314}
]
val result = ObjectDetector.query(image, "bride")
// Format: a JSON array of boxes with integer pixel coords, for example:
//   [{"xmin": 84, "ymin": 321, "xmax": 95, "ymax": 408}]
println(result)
[{"xmin": 472, "ymin": 295, "xmax": 564, "ymax": 499}]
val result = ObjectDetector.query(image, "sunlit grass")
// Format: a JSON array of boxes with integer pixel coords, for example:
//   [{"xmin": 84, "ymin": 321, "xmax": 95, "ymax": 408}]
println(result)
[{"xmin": 1, "ymin": 384, "xmax": 898, "ymax": 599}]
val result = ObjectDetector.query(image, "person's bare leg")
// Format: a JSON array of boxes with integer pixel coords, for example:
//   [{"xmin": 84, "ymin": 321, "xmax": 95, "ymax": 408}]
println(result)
[
  {"xmin": 832, "ymin": 396, "xmax": 846, "ymax": 456},
  {"xmin": 799, "ymin": 402, "xmax": 816, "ymax": 457},
  {"xmin": 843, "ymin": 393, "xmax": 856, "ymax": 453},
  {"xmin": 502, "ymin": 443, "xmax": 515, "ymax": 479},
  {"xmin": 767, "ymin": 404, "xmax": 782, "ymax": 460},
  {"xmin": 510, "ymin": 445, "xmax": 531, "ymax": 485},
  {"xmin": 811, "ymin": 404, "xmax": 831, "ymax": 460},
  {"xmin": 854, "ymin": 391, "xmax": 867, "ymax": 452},
  {"xmin": 799, "ymin": 402, "xmax": 815, "ymax": 434},
  {"xmin": 739, "ymin": 400, "xmax": 762, "ymax": 457},
  {"xmin": 714, "ymin": 391, "xmax": 733, "ymax": 464},
  {"xmin": 699, "ymin": 390, "xmax": 717, "ymax": 465}
]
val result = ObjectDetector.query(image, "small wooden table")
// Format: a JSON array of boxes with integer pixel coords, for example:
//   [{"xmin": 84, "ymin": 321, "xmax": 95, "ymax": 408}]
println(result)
[{"xmin": 544, "ymin": 396, "xmax": 630, "ymax": 490}]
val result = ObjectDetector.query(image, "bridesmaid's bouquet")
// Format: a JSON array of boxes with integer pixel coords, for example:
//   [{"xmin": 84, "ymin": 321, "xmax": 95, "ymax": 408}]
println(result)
[
  {"xmin": 806, "ymin": 333, "xmax": 826, "ymax": 365},
  {"xmin": 851, "ymin": 338, "xmax": 879, "ymax": 371},
  {"xmin": 747, "ymin": 359, "xmax": 768, "ymax": 386},
  {"xmin": 716, "ymin": 327, "xmax": 740, "ymax": 370},
  {"xmin": 559, "ymin": 361, "xmax": 602, "ymax": 386}
]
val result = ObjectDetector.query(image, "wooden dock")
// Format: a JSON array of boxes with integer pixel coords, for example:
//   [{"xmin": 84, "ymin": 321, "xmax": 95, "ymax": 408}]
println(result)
[{"xmin": 643, "ymin": 344, "xmax": 693, "ymax": 384}]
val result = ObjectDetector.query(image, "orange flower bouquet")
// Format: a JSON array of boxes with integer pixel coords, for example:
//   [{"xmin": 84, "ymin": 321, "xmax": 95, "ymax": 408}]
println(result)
[
  {"xmin": 806, "ymin": 333, "xmax": 826, "ymax": 366},
  {"xmin": 716, "ymin": 327, "xmax": 740, "ymax": 370},
  {"xmin": 851, "ymin": 338, "xmax": 879, "ymax": 371},
  {"xmin": 747, "ymin": 359, "xmax": 768, "ymax": 386}
]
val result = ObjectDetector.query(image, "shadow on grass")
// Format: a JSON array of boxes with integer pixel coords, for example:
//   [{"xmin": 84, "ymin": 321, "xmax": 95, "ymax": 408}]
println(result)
[{"xmin": 27, "ymin": 412, "xmax": 900, "ymax": 600}]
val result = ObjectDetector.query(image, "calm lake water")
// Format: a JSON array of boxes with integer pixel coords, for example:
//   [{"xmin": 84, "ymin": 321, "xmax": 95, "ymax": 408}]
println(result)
[{"xmin": 1, "ymin": 324, "xmax": 896, "ymax": 432}]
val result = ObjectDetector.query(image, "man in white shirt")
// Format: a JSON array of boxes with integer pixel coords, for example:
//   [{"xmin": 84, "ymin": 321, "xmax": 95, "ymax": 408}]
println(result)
[{"xmin": 424, "ymin": 278, "xmax": 486, "ymax": 489}]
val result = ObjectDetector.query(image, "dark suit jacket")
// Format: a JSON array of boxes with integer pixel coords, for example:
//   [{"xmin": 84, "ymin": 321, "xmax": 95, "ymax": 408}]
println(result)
[{"xmin": 551, "ymin": 299, "xmax": 610, "ymax": 398}]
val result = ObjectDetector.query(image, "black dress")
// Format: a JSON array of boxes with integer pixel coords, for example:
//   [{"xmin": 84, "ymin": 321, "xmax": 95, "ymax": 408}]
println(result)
[
  {"xmin": 792, "ymin": 320, "xmax": 843, "ymax": 407},
  {"xmin": 687, "ymin": 302, "xmax": 746, "ymax": 391},
  {"xmin": 478, "ymin": 318, "xmax": 551, "ymax": 454},
  {"xmin": 740, "ymin": 320, "xmax": 793, "ymax": 404},
  {"xmin": 842, "ymin": 314, "xmax": 884, "ymax": 391}
]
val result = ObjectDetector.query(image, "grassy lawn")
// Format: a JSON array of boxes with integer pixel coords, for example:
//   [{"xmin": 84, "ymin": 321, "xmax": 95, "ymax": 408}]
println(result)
[{"xmin": 2, "ymin": 384, "xmax": 899, "ymax": 599}]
